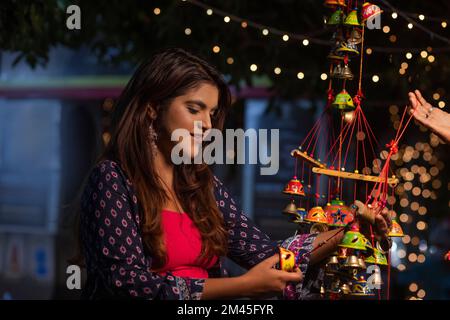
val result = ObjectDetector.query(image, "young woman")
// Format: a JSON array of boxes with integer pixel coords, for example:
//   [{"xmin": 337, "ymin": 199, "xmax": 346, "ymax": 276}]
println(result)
[{"xmin": 79, "ymin": 48, "xmax": 391, "ymax": 300}]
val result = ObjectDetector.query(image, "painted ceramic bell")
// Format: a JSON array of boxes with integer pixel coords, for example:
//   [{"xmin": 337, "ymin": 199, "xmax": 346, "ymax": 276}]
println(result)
[
  {"xmin": 325, "ymin": 199, "xmax": 354, "ymax": 226},
  {"xmin": 362, "ymin": 237, "xmax": 375, "ymax": 257},
  {"xmin": 305, "ymin": 206, "xmax": 328, "ymax": 224},
  {"xmin": 324, "ymin": 0, "xmax": 346, "ymax": 8},
  {"xmin": 296, "ymin": 207, "xmax": 307, "ymax": 222},
  {"xmin": 362, "ymin": 2, "xmax": 383, "ymax": 23},
  {"xmin": 328, "ymin": 9, "xmax": 345, "ymax": 25},
  {"xmin": 348, "ymin": 28, "xmax": 362, "ymax": 44},
  {"xmin": 282, "ymin": 176, "xmax": 305, "ymax": 196},
  {"xmin": 339, "ymin": 225, "xmax": 367, "ymax": 250},
  {"xmin": 388, "ymin": 219, "xmax": 404, "ymax": 237},
  {"xmin": 344, "ymin": 9, "xmax": 361, "ymax": 26},
  {"xmin": 350, "ymin": 276, "xmax": 374, "ymax": 296},
  {"xmin": 279, "ymin": 247, "xmax": 295, "ymax": 272},
  {"xmin": 332, "ymin": 89, "xmax": 355, "ymax": 110},
  {"xmin": 364, "ymin": 248, "xmax": 388, "ymax": 265},
  {"xmin": 336, "ymin": 41, "xmax": 360, "ymax": 56}
]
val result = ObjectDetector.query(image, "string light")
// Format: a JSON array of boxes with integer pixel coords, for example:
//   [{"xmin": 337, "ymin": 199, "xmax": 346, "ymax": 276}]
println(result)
[
  {"xmin": 372, "ymin": 75, "xmax": 380, "ymax": 82},
  {"xmin": 406, "ymin": 52, "xmax": 413, "ymax": 59},
  {"xmin": 250, "ymin": 64, "xmax": 258, "ymax": 72},
  {"xmin": 282, "ymin": 34, "xmax": 289, "ymax": 42},
  {"xmin": 206, "ymin": 8, "xmax": 213, "ymax": 15},
  {"xmin": 419, "ymin": 14, "xmax": 425, "ymax": 21},
  {"xmin": 383, "ymin": 26, "xmax": 390, "ymax": 33},
  {"xmin": 442, "ymin": 21, "xmax": 447, "ymax": 28},
  {"xmin": 302, "ymin": 39, "xmax": 309, "ymax": 46},
  {"xmin": 274, "ymin": 67, "xmax": 281, "ymax": 75},
  {"xmin": 153, "ymin": 8, "xmax": 161, "ymax": 15},
  {"xmin": 320, "ymin": 73, "xmax": 328, "ymax": 80},
  {"xmin": 184, "ymin": 28, "xmax": 192, "ymax": 35},
  {"xmin": 226, "ymin": 57, "xmax": 234, "ymax": 64},
  {"xmin": 212, "ymin": 45, "xmax": 220, "ymax": 53},
  {"xmin": 420, "ymin": 50, "xmax": 428, "ymax": 58},
  {"xmin": 408, "ymin": 23, "xmax": 414, "ymax": 29},
  {"xmin": 297, "ymin": 72, "xmax": 305, "ymax": 79},
  {"xmin": 262, "ymin": 28, "xmax": 269, "ymax": 36},
  {"xmin": 438, "ymin": 101, "xmax": 446, "ymax": 108},
  {"xmin": 392, "ymin": 12, "xmax": 398, "ymax": 19}
]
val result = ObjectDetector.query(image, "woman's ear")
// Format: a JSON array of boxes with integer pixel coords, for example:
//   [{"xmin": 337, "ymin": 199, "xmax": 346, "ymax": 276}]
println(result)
[{"xmin": 146, "ymin": 104, "xmax": 157, "ymax": 120}]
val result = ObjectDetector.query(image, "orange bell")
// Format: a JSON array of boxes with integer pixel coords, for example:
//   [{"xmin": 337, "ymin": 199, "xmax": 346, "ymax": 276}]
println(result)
[
  {"xmin": 388, "ymin": 219, "xmax": 404, "ymax": 237},
  {"xmin": 324, "ymin": 0, "xmax": 347, "ymax": 8},
  {"xmin": 282, "ymin": 176, "xmax": 305, "ymax": 196},
  {"xmin": 305, "ymin": 206, "xmax": 328, "ymax": 224}
]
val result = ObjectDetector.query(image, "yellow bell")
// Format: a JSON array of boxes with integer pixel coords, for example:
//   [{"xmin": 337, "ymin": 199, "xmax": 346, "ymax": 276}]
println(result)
[
  {"xmin": 328, "ymin": 9, "xmax": 345, "ymax": 25},
  {"xmin": 282, "ymin": 201, "xmax": 298, "ymax": 216},
  {"xmin": 388, "ymin": 219, "xmax": 404, "ymax": 237},
  {"xmin": 332, "ymin": 89, "xmax": 355, "ymax": 111},
  {"xmin": 344, "ymin": 10, "xmax": 361, "ymax": 26},
  {"xmin": 340, "ymin": 283, "xmax": 352, "ymax": 295}
]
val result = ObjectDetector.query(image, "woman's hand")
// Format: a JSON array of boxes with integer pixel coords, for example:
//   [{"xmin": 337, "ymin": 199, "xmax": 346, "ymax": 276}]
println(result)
[
  {"xmin": 353, "ymin": 200, "xmax": 391, "ymax": 243},
  {"xmin": 408, "ymin": 89, "xmax": 450, "ymax": 144},
  {"xmin": 239, "ymin": 254, "xmax": 303, "ymax": 299}
]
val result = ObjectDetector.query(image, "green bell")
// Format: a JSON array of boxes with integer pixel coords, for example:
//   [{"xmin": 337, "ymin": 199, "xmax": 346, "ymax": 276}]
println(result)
[
  {"xmin": 339, "ymin": 226, "xmax": 367, "ymax": 250},
  {"xmin": 344, "ymin": 10, "xmax": 361, "ymax": 26},
  {"xmin": 328, "ymin": 9, "xmax": 345, "ymax": 25},
  {"xmin": 332, "ymin": 89, "xmax": 355, "ymax": 110},
  {"xmin": 364, "ymin": 247, "xmax": 388, "ymax": 265}
]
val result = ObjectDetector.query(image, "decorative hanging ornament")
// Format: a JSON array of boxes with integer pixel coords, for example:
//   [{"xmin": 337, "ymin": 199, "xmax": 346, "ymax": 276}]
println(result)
[
  {"xmin": 361, "ymin": 2, "xmax": 383, "ymax": 23},
  {"xmin": 332, "ymin": 89, "xmax": 355, "ymax": 110},
  {"xmin": 305, "ymin": 206, "xmax": 328, "ymax": 224},
  {"xmin": 341, "ymin": 63, "xmax": 354, "ymax": 80},
  {"xmin": 327, "ymin": 8, "xmax": 345, "ymax": 25},
  {"xmin": 325, "ymin": 199, "xmax": 354, "ymax": 227},
  {"xmin": 388, "ymin": 219, "xmax": 404, "ymax": 237},
  {"xmin": 350, "ymin": 276, "xmax": 374, "ymax": 296},
  {"xmin": 364, "ymin": 247, "xmax": 388, "ymax": 265},
  {"xmin": 296, "ymin": 207, "xmax": 308, "ymax": 223},
  {"xmin": 323, "ymin": 0, "xmax": 347, "ymax": 8},
  {"xmin": 348, "ymin": 28, "xmax": 363, "ymax": 44},
  {"xmin": 282, "ymin": 200, "xmax": 298, "ymax": 216},
  {"xmin": 279, "ymin": 247, "xmax": 296, "ymax": 272},
  {"xmin": 336, "ymin": 40, "xmax": 360, "ymax": 56},
  {"xmin": 339, "ymin": 224, "xmax": 367, "ymax": 250},
  {"xmin": 282, "ymin": 176, "xmax": 305, "ymax": 196},
  {"xmin": 331, "ymin": 63, "xmax": 344, "ymax": 78},
  {"xmin": 344, "ymin": 9, "xmax": 361, "ymax": 26}
]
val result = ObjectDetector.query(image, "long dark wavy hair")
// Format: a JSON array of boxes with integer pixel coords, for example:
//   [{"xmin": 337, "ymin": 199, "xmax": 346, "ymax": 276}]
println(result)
[{"xmin": 77, "ymin": 48, "xmax": 231, "ymax": 269}]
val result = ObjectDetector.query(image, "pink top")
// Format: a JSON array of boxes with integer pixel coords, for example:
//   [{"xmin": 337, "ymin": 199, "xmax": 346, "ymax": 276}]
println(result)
[{"xmin": 158, "ymin": 209, "xmax": 218, "ymax": 278}]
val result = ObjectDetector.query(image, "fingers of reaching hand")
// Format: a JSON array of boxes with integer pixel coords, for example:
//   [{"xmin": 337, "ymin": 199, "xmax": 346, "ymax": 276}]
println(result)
[{"xmin": 415, "ymin": 90, "xmax": 428, "ymax": 107}]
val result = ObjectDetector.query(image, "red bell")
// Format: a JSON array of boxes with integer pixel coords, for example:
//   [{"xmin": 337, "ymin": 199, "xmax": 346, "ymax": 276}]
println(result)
[
  {"xmin": 362, "ymin": 2, "xmax": 383, "ymax": 23},
  {"xmin": 282, "ymin": 176, "xmax": 305, "ymax": 196}
]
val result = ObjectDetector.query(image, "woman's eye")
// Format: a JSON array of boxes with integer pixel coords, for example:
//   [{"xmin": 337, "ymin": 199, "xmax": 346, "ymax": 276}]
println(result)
[{"xmin": 187, "ymin": 107, "xmax": 199, "ymax": 114}]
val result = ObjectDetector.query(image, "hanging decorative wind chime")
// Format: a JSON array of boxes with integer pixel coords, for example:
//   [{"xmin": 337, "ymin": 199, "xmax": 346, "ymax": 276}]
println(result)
[{"xmin": 279, "ymin": 0, "xmax": 414, "ymax": 300}]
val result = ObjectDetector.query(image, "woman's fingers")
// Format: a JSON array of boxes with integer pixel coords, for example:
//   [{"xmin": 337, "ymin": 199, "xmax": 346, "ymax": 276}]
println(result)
[
  {"xmin": 265, "ymin": 254, "xmax": 281, "ymax": 268},
  {"xmin": 415, "ymin": 89, "xmax": 428, "ymax": 107},
  {"xmin": 408, "ymin": 92, "xmax": 418, "ymax": 109}
]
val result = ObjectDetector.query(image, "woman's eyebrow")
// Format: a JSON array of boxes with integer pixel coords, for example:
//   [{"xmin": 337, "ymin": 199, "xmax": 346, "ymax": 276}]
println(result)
[{"xmin": 186, "ymin": 99, "xmax": 217, "ymax": 111}]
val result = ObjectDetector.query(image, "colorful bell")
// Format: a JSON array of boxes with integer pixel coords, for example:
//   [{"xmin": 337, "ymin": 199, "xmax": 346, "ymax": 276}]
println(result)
[
  {"xmin": 339, "ymin": 225, "xmax": 367, "ymax": 250},
  {"xmin": 324, "ymin": 0, "xmax": 347, "ymax": 8},
  {"xmin": 282, "ymin": 176, "xmax": 305, "ymax": 196},
  {"xmin": 279, "ymin": 247, "xmax": 296, "ymax": 272},
  {"xmin": 388, "ymin": 219, "xmax": 404, "ymax": 237},
  {"xmin": 342, "ymin": 255, "xmax": 361, "ymax": 269},
  {"xmin": 341, "ymin": 64, "xmax": 354, "ymax": 80},
  {"xmin": 305, "ymin": 206, "xmax": 328, "ymax": 224},
  {"xmin": 344, "ymin": 9, "xmax": 361, "ymax": 26},
  {"xmin": 348, "ymin": 28, "xmax": 362, "ymax": 44},
  {"xmin": 327, "ymin": 9, "xmax": 345, "ymax": 25},
  {"xmin": 296, "ymin": 207, "xmax": 307, "ymax": 222},
  {"xmin": 336, "ymin": 41, "xmax": 360, "ymax": 55},
  {"xmin": 361, "ymin": 2, "xmax": 383, "ymax": 23},
  {"xmin": 325, "ymin": 199, "xmax": 354, "ymax": 226},
  {"xmin": 362, "ymin": 237, "xmax": 375, "ymax": 256},
  {"xmin": 364, "ymin": 248, "xmax": 388, "ymax": 265},
  {"xmin": 350, "ymin": 276, "xmax": 374, "ymax": 296},
  {"xmin": 332, "ymin": 89, "xmax": 355, "ymax": 111}
]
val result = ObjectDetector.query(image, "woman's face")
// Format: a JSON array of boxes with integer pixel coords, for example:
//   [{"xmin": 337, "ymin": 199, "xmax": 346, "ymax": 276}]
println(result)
[{"xmin": 158, "ymin": 82, "xmax": 219, "ymax": 161}]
